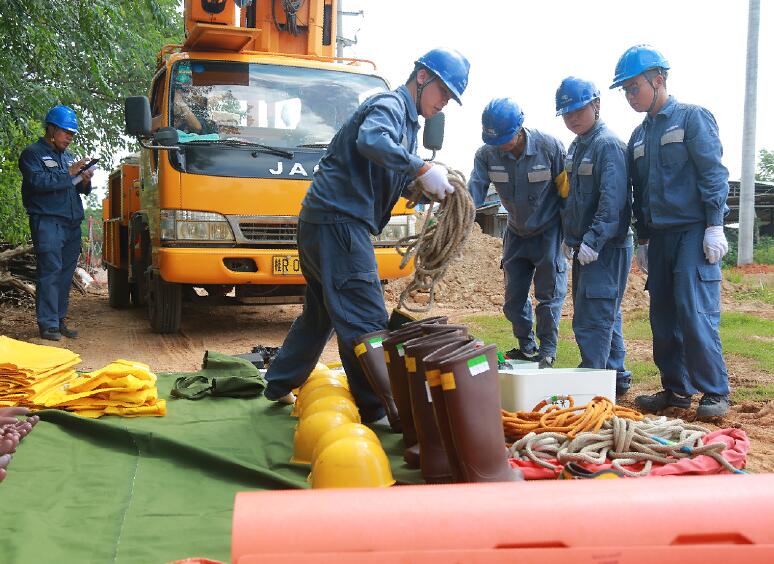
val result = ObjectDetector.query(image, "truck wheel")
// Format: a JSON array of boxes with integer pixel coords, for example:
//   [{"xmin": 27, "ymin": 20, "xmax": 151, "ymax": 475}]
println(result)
[
  {"xmin": 107, "ymin": 265, "xmax": 131, "ymax": 309},
  {"xmin": 147, "ymin": 271, "xmax": 182, "ymax": 333},
  {"xmin": 130, "ymin": 261, "xmax": 148, "ymax": 307}
]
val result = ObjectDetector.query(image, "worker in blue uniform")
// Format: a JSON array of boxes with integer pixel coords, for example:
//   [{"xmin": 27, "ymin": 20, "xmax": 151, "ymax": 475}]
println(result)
[
  {"xmin": 612, "ymin": 45, "xmax": 730, "ymax": 418},
  {"xmin": 555, "ymin": 77, "xmax": 633, "ymax": 396},
  {"xmin": 18, "ymin": 105, "xmax": 94, "ymax": 341},
  {"xmin": 263, "ymin": 48, "xmax": 471, "ymax": 423},
  {"xmin": 468, "ymin": 98, "xmax": 567, "ymax": 368}
]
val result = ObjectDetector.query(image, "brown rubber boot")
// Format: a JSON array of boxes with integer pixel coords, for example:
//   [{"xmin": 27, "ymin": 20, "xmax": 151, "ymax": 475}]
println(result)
[
  {"xmin": 422, "ymin": 338, "xmax": 480, "ymax": 483},
  {"xmin": 353, "ymin": 329, "xmax": 401, "ymax": 432},
  {"xmin": 404, "ymin": 330, "xmax": 468, "ymax": 483},
  {"xmin": 383, "ymin": 317, "xmax": 447, "ymax": 467},
  {"xmin": 438, "ymin": 343, "xmax": 522, "ymax": 483}
]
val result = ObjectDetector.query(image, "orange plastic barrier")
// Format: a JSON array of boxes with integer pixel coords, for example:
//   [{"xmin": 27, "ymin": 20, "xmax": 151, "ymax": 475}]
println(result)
[{"xmin": 233, "ymin": 474, "xmax": 774, "ymax": 563}]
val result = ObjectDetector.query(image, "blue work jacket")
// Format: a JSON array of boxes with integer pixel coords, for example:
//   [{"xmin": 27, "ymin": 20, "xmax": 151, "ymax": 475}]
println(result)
[
  {"xmin": 468, "ymin": 128, "xmax": 566, "ymax": 238},
  {"xmin": 562, "ymin": 120, "xmax": 632, "ymax": 250},
  {"xmin": 18, "ymin": 138, "xmax": 91, "ymax": 222},
  {"xmin": 300, "ymin": 85, "xmax": 425, "ymax": 235},
  {"xmin": 628, "ymin": 96, "xmax": 729, "ymax": 240}
]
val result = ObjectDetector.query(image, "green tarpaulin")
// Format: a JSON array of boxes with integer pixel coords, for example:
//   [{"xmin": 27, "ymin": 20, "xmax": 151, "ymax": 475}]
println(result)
[{"xmin": 0, "ymin": 371, "xmax": 421, "ymax": 564}]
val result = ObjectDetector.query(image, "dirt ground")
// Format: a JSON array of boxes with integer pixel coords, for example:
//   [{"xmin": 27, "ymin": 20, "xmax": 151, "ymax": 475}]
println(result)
[{"xmin": 1, "ymin": 225, "xmax": 772, "ymax": 472}]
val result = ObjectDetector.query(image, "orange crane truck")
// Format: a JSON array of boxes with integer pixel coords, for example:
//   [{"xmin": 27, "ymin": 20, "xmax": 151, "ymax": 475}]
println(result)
[{"xmin": 103, "ymin": 0, "xmax": 424, "ymax": 333}]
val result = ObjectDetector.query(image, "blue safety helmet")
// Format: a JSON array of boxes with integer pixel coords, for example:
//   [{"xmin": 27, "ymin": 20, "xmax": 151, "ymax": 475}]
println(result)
[
  {"xmin": 481, "ymin": 98, "xmax": 524, "ymax": 146},
  {"xmin": 415, "ymin": 48, "xmax": 470, "ymax": 104},
  {"xmin": 44, "ymin": 105, "xmax": 79, "ymax": 134},
  {"xmin": 609, "ymin": 44, "xmax": 670, "ymax": 89},
  {"xmin": 555, "ymin": 77, "xmax": 600, "ymax": 116}
]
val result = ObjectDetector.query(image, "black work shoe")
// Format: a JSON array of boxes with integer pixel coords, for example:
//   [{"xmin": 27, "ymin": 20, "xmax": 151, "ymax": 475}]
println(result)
[
  {"xmin": 58, "ymin": 321, "xmax": 78, "ymax": 338},
  {"xmin": 504, "ymin": 347, "xmax": 539, "ymax": 362},
  {"xmin": 696, "ymin": 394, "xmax": 729, "ymax": 419},
  {"xmin": 634, "ymin": 390, "xmax": 691, "ymax": 413},
  {"xmin": 538, "ymin": 356, "xmax": 555, "ymax": 369},
  {"xmin": 39, "ymin": 327, "xmax": 62, "ymax": 341}
]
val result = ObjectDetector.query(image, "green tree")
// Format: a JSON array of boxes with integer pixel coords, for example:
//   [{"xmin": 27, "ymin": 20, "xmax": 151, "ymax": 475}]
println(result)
[
  {"xmin": 0, "ymin": 0, "xmax": 182, "ymax": 244},
  {"xmin": 758, "ymin": 148, "xmax": 774, "ymax": 182}
]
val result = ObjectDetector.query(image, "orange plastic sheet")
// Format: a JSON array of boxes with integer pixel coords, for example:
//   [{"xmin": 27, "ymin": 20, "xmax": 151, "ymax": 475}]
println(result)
[
  {"xmin": 512, "ymin": 427, "xmax": 749, "ymax": 480},
  {"xmin": 232, "ymin": 473, "xmax": 774, "ymax": 563}
]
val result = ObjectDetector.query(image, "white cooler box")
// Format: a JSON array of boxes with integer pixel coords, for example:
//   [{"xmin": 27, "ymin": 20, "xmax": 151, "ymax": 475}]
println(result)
[{"xmin": 498, "ymin": 362, "xmax": 616, "ymax": 412}]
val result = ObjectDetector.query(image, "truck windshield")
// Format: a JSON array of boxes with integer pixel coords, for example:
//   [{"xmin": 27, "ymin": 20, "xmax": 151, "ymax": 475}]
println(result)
[{"xmin": 170, "ymin": 60, "xmax": 388, "ymax": 148}]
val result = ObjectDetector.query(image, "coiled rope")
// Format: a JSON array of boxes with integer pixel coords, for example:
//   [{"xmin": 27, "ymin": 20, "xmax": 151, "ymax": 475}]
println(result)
[
  {"xmin": 396, "ymin": 165, "xmax": 476, "ymax": 312},
  {"xmin": 507, "ymin": 412, "xmax": 740, "ymax": 476},
  {"xmin": 501, "ymin": 396, "xmax": 644, "ymax": 442}
]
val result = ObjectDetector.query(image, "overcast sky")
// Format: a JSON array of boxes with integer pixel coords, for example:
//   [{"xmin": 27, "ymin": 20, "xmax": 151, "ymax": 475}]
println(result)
[{"xmin": 341, "ymin": 0, "xmax": 772, "ymax": 181}]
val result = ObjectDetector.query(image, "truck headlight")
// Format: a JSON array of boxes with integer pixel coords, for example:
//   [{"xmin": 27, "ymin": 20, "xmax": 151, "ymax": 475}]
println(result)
[
  {"xmin": 372, "ymin": 215, "xmax": 416, "ymax": 247},
  {"xmin": 160, "ymin": 210, "xmax": 235, "ymax": 242}
]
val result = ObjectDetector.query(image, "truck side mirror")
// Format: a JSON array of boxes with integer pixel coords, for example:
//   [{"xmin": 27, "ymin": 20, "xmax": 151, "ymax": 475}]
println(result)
[
  {"xmin": 423, "ymin": 112, "xmax": 445, "ymax": 153},
  {"xmin": 154, "ymin": 127, "xmax": 179, "ymax": 146},
  {"xmin": 125, "ymin": 96, "xmax": 152, "ymax": 137}
]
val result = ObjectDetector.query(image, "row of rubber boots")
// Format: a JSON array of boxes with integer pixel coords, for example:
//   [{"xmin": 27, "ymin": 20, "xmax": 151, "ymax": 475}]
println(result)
[{"xmin": 354, "ymin": 317, "xmax": 522, "ymax": 483}]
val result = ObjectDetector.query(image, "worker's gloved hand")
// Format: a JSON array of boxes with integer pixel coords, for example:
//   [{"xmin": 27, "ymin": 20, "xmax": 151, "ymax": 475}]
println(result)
[
  {"xmin": 560, "ymin": 241, "xmax": 574, "ymax": 262},
  {"xmin": 577, "ymin": 243, "xmax": 599, "ymax": 266},
  {"xmin": 636, "ymin": 243, "xmax": 648, "ymax": 274},
  {"xmin": 417, "ymin": 164, "xmax": 454, "ymax": 201},
  {"xmin": 703, "ymin": 225, "xmax": 728, "ymax": 264}
]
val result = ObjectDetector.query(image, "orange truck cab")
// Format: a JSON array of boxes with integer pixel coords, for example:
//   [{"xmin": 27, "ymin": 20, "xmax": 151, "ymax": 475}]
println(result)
[{"xmin": 104, "ymin": 0, "xmax": 427, "ymax": 333}]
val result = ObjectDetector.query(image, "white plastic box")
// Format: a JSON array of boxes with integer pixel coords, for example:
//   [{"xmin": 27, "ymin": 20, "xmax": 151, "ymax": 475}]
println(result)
[{"xmin": 498, "ymin": 361, "xmax": 616, "ymax": 412}]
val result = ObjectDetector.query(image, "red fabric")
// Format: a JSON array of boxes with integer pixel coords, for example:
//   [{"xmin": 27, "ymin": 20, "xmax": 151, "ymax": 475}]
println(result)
[{"xmin": 509, "ymin": 427, "xmax": 750, "ymax": 480}]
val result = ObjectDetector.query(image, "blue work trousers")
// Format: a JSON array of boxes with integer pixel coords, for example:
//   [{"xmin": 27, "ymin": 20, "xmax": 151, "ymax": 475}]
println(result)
[
  {"xmin": 264, "ymin": 220, "xmax": 387, "ymax": 422},
  {"xmin": 502, "ymin": 222, "xmax": 567, "ymax": 358},
  {"xmin": 571, "ymin": 245, "xmax": 633, "ymax": 386},
  {"xmin": 647, "ymin": 225, "xmax": 729, "ymax": 396},
  {"xmin": 29, "ymin": 215, "xmax": 81, "ymax": 330}
]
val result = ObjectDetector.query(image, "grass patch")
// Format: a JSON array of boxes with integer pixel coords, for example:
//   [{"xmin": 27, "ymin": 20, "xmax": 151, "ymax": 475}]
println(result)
[
  {"xmin": 723, "ymin": 268, "xmax": 744, "ymax": 284},
  {"xmin": 463, "ymin": 311, "xmax": 773, "ymax": 401},
  {"xmin": 732, "ymin": 383, "xmax": 774, "ymax": 403}
]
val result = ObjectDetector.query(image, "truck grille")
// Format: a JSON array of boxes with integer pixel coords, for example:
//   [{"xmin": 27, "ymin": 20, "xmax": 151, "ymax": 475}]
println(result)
[{"xmin": 228, "ymin": 215, "xmax": 298, "ymax": 245}]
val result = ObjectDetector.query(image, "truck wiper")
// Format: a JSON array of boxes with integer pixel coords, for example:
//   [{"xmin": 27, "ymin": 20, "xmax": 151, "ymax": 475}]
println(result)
[
  {"xmin": 184, "ymin": 139, "xmax": 294, "ymax": 159},
  {"xmin": 296, "ymin": 142, "xmax": 329, "ymax": 149}
]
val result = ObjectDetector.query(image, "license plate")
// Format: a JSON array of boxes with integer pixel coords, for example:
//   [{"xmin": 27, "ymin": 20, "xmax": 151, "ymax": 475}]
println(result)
[{"xmin": 272, "ymin": 255, "xmax": 301, "ymax": 275}]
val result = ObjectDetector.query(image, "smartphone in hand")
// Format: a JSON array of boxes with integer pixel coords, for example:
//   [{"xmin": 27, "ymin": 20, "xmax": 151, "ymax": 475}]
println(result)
[{"xmin": 76, "ymin": 157, "xmax": 100, "ymax": 176}]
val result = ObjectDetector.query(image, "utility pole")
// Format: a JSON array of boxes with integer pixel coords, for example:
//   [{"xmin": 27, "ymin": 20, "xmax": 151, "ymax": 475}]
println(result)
[
  {"xmin": 738, "ymin": 0, "xmax": 760, "ymax": 265},
  {"xmin": 336, "ymin": 1, "xmax": 363, "ymax": 58}
]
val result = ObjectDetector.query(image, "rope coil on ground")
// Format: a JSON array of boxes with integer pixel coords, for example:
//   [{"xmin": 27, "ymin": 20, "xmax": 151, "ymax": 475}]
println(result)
[
  {"xmin": 507, "ymin": 410, "xmax": 739, "ymax": 476},
  {"xmin": 396, "ymin": 164, "xmax": 476, "ymax": 312}
]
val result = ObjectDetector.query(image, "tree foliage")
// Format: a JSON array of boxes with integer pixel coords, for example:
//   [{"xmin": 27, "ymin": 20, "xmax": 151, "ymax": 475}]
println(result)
[
  {"xmin": 0, "ymin": 0, "xmax": 182, "ymax": 244},
  {"xmin": 758, "ymin": 148, "xmax": 774, "ymax": 182}
]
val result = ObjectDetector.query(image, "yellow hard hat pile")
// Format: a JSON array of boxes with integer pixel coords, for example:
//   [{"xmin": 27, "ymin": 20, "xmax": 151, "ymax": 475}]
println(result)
[
  {"xmin": 0, "ymin": 336, "xmax": 165, "ymax": 418},
  {"xmin": 288, "ymin": 364, "xmax": 394, "ymax": 488},
  {"xmin": 0, "ymin": 336, "xmax": 80, "ymax": 407}
]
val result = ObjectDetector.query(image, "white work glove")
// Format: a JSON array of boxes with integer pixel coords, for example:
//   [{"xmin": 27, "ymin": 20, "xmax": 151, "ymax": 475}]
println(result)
[
  {"xmin": 703, "ymin": 225, "xmax": 728, "ymax": 264},
  {"xmin": 636, "ymin": 243, "xmax": 648, "ymax": 274},
  {"xmin": 417, "ymin": 164, "xmax": 454, "ymax": 201},
  {"xmin": 560, "ymin": 241, "xmax": 574, "ymax": 262},
  {"xmin": 577, "ymin": 242, "xmax": 599, "ymax": 266}
]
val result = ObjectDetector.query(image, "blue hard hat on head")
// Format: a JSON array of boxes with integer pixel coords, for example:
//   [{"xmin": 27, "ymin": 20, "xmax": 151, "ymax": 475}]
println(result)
[
  {"xmin": 555, "ymin": 77, "xmax": 600, "ymax": 116},
  {"xmin": 415, "ymin": 48, "xmax": 470, "ymax": 104},
  {"xmin": 609, "ymin": 44, "xmax": 670, "ymax": 89},
  {"xmin": 481, "ymin": 98, "xmax": 524, "ymax": 146},
  {"xmin": 44, "ymin": 105, "xmax": 79, "ymax": 134}
]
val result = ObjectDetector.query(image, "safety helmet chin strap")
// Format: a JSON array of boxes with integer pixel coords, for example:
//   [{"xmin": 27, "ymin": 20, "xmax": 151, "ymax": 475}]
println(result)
[
  {"xmin": 415, "ymin": 69, "xmax": 437, "ymax": 114},
  {"xmin": 644, "ymin": 70, "xmax": 663, "ymax": 114}
]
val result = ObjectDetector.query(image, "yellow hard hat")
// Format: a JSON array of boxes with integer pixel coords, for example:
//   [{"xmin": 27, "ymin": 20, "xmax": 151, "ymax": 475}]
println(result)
[
  {"xmin": 291, "ymin": 410, "xmax": 351, "ymax": 465},
  {"xmin": 291, "ymin": 378, "xmax": 349, "ymax": 417},
  {"xmin": 306, "ymin": 370, "xmax": 349, "ymax": 388},
  {"xmin": 294, "ymin": 385, "xmax": 355, "ymax": 418},
  {"xmin": 311, "ymin": 437, "xmax": 395, "ymax": 489},
  {"xmin": 310, "ymin": 422, "xmax": 380, "ymax": 466},
  {"xmin": 300, "ymin": 395, "xmax": 361, "ymax": 424}
]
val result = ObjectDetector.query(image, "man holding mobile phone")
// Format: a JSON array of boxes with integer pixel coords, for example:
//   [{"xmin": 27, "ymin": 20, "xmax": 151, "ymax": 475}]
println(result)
[{"xmin": 18, "ymin": 105, "xmax": 95, "ymax": 341}]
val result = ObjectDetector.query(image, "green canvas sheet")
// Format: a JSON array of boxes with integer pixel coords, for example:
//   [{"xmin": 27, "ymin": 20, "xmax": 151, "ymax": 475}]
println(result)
[{"xmin": 0, "ymin": 372, "xmax": 422, "ymax": 564}]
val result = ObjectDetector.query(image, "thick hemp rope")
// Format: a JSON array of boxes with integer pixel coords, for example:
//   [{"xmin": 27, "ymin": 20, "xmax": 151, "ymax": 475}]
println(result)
[
  {"xmin": 507, "ymin": 414, "xmax": 740, "ymax": 476},
  {"xmin": 396, "ymin": 164, "xmax": 476, "ymax": 312}
]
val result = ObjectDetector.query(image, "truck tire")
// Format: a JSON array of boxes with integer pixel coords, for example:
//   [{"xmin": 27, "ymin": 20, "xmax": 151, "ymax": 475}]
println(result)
[
  {"xmin": 147, "ymin": 271, "xmax": 182, "ymax": 333},
  {"xmin": 107, "ymin": 265, "xmax": 131, "ymax": 309}
]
